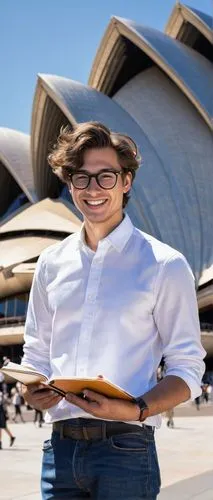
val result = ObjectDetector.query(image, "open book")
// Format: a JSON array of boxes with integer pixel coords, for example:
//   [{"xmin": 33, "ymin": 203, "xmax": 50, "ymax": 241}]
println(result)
[{"xmin": 0, "ymin": 362, "xmax": 134, "ymax": 400}]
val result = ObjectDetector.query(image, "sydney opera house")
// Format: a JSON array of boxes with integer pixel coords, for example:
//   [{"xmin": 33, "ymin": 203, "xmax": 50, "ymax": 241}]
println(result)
[{"xmin": 0, "ymin": 3, "xmax": 213, "ymax": 377}]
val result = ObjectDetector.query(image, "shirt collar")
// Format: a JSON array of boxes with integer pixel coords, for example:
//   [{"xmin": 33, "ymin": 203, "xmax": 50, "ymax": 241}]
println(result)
[
  {"xmin": 78, "ymin": 224, "xmax": 95, "ymax": 256},
  {"xmin": 105, "ymin": 213, "xmax": 134, "ymax": 252},
  {"xmin": 78, "ymin": 213, "xmax": 134, "ymax": 254}
]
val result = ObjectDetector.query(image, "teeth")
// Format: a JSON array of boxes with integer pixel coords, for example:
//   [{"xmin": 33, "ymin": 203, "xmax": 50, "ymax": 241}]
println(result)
[{"xmin": 86, "ymin": 200, "xmax": 105, "ymax": 206}]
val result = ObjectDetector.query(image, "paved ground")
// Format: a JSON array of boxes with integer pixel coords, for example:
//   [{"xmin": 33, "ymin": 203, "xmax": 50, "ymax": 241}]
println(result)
[{"xmin": 0, "ymin": 403, "xmax": 212, "ymax": 500}]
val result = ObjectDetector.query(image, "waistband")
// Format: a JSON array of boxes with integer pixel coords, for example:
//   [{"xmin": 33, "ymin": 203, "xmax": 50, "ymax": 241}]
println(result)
[{"xmin": 53, "ymin": 418, "xmax": 155, "ymax": 441}]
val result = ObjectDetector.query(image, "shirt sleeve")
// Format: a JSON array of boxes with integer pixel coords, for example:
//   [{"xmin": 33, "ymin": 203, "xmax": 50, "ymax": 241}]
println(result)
[
  {"xmin": 153, "ymin": 253, "xmax": 206, "ymax": 400},
  {"xmin": 22, "ymin": 252, "xmax": 51, "ymax": 378}
]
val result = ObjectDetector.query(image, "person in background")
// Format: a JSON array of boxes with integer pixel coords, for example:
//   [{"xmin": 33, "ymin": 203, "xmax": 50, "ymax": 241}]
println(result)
[
  {"xmin": 166, "ymin": 408, "xmax": 174, "ymax": 428},
  {"xmin": 12, "ymin": 387, "xmax": 25, "ymax": 423},
  {"xmin": 34, "ymin": 408, "xmax": 44, "ymax": 427},
  {"xmin": 22, "ymin": 122, "xmax": 205, "ymax": 500},
  {"xmin": 206, "ymin": 384, "xmax": 212, "ymax": 401},
  {"xmin": 0, "ymin": 371, "xmax": 5, "ymax": 389},
  {"xmin": 0, "ymin": 390, "xmax": 15, "ymax": 449},
  {"xmin": 2, "ymin": 356, "xmax": 10, "ymax": 367},
  {"xmin": 195, "ymin": 395, "xmax": 201, "ymax": 410}
]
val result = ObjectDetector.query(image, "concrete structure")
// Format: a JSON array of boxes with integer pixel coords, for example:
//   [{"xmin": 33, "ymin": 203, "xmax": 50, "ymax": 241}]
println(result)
[
  {"xmin": 0, "ymin": 3, "xmax": 212, "ymax": 366},
  {"xmin": 0, "ymin": 128, "xmax": 36, "ymax": 220},
  {"xmin": 0, "ymin": 199, "xmax": 81, "ymax": 352},
  {"xmin": 165, "ymin": 3, "xmax": 213, "ymax": 51},
  {"xmin": 89, "ymin": 13, "xmax": 213, "ymax": 282}
]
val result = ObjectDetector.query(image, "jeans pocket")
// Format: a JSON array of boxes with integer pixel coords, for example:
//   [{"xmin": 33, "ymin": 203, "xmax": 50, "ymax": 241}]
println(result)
[
  {"xmin": 110, "ymin": 432, "xmax": 148, "ymax": 452},
  {"xmin": 42, "ymin": 439, "xmax": 52, "ymax": 452},
  {"xmin": 152, "ymin": 442, "xmax": 161, "ymax": 489}
]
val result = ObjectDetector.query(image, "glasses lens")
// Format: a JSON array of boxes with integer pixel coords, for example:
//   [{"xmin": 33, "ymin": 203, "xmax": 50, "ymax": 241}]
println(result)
[
  {"xmin": 98, "ymin": 172, "xmax": 117, "ymax": 189},
  {"xmin": 72, "ymin": 173, "xmax": 89, "ymax": 189}
]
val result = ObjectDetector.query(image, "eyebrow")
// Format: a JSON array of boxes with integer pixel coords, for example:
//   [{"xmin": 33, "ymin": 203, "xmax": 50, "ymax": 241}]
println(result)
[{"xmin": 75, "ymin": 167, "xmax": 120, "ymax": 174}]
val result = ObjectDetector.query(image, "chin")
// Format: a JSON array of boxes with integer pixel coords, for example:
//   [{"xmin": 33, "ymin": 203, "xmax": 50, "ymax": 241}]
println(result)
[
  {"xmin": 80, "ymin": 205, "xmax": 110, "ymax": 221},
  {"xmin": 84, "ymin": 213, "xmax": 109, "ymax": 223}
]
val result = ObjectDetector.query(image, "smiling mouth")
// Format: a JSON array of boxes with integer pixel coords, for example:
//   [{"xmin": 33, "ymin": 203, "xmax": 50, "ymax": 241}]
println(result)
[{"xmin": 84, "ymin": 200, "xmax": 107, "ymax": 207}]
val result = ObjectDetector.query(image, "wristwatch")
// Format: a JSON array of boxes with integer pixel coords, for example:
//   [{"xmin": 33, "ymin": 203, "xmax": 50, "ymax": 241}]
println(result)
[{"xmin": 135, "ymin": 397, "xmax": 149, "ymax": 422}]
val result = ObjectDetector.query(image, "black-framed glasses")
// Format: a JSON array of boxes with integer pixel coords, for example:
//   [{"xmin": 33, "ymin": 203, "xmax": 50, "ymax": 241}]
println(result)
[{"xmin": 65, "ymin": 169, "xmax": 123, "ymax": 190}]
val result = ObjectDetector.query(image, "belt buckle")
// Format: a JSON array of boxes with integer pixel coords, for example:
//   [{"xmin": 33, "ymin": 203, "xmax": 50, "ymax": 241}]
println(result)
[
  {"xmin": 82, "ymin": 426, "xmax": 90, "ymax": 440},
  {"xmin": 82, "ymin": 423, "xmax": 106, "ymax": 440},
  {"xmin": 60, "ymin": 424, "xmax": 81, "ymax": 440}
]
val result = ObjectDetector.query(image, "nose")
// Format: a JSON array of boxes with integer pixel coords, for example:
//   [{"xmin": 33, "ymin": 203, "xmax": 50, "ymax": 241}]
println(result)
[{"xmin": 85, "ymin": 176, "xmax": 102, "ymax": 193}]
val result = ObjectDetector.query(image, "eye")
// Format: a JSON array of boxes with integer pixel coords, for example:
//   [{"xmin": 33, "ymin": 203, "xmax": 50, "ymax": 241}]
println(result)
[
  {"xmin": 75, "ymin": 174, "xmax": 88, "ymax": 179},
  {"xmin": 99, "ymin": 172, "xmax": 114, "ymax": 179}
]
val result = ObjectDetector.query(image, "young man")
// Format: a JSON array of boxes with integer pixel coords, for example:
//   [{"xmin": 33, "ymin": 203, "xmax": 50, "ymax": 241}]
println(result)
[{"xmin": 22, "ymin": 122, "xmax": 205, "ymax": 499}]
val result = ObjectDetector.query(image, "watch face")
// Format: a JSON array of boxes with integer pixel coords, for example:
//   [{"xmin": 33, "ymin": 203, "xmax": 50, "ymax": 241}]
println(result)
[
  {"xmin": 137, "ymin": 397, "xmax": 148, "ymax": 411},
  {"xmin": 136, "ymin": 397, "xmax": 149, "ymax": 421},
  {"xmin": 139, "ymin": 407, "xmax": 149, "ymax": 422}
]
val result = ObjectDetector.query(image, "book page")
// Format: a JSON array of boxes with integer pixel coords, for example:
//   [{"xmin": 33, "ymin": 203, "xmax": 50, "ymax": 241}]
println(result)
[{"xmin": 0, "ymin": 362, "xmax": 47, "ymax": 385}]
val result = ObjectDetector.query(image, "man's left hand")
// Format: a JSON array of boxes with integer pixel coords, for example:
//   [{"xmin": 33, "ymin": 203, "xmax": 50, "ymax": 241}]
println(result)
[{"xmin": 65, "ymin": 390, "xmax": 140, "ymax": 421}]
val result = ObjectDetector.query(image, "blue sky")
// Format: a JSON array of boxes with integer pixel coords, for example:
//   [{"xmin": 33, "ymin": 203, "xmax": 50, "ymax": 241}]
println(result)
[{"xmin": 0, "ymin": 0, "xmax": 211, "ymax": 133}]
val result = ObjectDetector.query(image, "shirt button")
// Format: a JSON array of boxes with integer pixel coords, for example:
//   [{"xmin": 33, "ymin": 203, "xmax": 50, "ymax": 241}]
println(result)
[{"xmin": 88, "ymin": 295, "xmax": 94, "ymax": 301}]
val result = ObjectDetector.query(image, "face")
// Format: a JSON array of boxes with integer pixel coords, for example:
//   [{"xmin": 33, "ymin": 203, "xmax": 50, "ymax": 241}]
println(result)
[{"xmin": 68, "ymin": 147, "xmax": 132, "ymax": 228}]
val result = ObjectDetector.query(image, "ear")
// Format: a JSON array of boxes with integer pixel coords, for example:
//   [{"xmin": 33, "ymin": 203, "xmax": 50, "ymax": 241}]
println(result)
[
  {"xmin": 123, "ymin": 171, "xmax": 132, "ymax": 193},
  {"xmin": 67, "ymin": 181, "xmax": 73, "ymax": 195}
]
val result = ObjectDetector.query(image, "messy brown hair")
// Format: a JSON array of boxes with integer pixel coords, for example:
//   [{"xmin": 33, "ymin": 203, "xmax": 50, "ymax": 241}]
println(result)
[{"xmin": 48, "ymin": 121, "xmax": 141, "ymax": 207}]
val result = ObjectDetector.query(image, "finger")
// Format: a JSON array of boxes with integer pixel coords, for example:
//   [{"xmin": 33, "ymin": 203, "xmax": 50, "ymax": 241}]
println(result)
[
  {"xmin": 35, "ymin": 391, "xmax": 62, "ymax": 403},
  {"xmin": 27, "ymin": 383, "xmax": 48, "ymax": 394},
  {"xmin": 34, "ymin": 395, "xmax": 63, "ymax": 410},
  {"xmin": 31, "ymin": 393, "xmax": 63, "ymax": 410},
  {"xmin": 42, "ymin": 396, "xmax": 63, "ymax": 408},
  {"xmin": 65, "ymin": 392, "xmax": 99, "ymax": 412},
  {"xmin": 34, "ymin": 388, "xmax": 56, "ymax": 398},
  {"xmin": 66, "ymin": 392, "xmax": 88, "ymax": 406},
  {"xmin": 83, "ymin": 390, "xmax": 105, "ymax": 403},
  {"xmin": 36, "ymin": 397, "xmax": 62, "ymax": 410}
]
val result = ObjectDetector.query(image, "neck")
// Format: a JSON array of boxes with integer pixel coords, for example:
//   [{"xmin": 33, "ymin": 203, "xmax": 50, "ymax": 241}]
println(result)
[{"xmin": 84, "ymin": 211, "xmax": 123, "ymax": 251}]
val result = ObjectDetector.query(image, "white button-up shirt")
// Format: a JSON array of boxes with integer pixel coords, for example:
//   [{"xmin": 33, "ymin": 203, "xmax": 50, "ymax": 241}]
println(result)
[{"xmin": 22, "ymin": 215, "xmax": 205, "ymax": 427}]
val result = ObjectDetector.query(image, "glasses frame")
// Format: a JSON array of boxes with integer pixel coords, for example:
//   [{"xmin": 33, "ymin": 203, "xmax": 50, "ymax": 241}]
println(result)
[{"xmin": 65, "ymin": 169, "xmax": 123, "ymax": 190}]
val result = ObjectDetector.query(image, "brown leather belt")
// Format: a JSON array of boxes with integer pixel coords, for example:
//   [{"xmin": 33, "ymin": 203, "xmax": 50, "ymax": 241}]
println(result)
[{"xmin": 53, "ymin": 419, "xmax": 154, "ymax": 441}]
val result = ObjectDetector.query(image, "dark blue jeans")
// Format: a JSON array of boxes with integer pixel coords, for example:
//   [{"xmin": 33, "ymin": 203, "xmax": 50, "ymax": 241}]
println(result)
[{"xmin": 41, "ymin": 419, "xmax": 161, "ymax": 499}]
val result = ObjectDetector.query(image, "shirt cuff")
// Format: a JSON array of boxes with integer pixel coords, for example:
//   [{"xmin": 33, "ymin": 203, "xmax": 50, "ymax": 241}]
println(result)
[{"xmin": 164, "ymin": 368, "xmax": 202, "ymax": 401}]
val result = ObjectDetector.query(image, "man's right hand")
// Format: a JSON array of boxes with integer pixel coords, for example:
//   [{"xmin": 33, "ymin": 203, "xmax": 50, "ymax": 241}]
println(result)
[{"xmin": 22, "ymin": 384, "xmax": 63, "ymax": 410}]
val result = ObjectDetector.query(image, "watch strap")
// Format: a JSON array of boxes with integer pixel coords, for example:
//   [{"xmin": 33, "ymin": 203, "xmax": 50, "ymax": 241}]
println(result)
[{"xmin": 135, "ymin": 396, "xmax": 149, "ymax": 422}]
